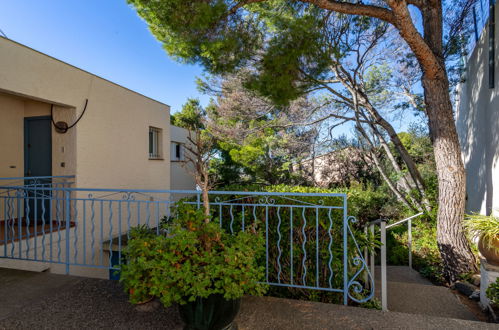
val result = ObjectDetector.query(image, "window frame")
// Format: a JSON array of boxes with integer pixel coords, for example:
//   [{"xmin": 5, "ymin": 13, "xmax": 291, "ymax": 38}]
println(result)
[
  {"xmin": 148, "ymin": 126, "xmax": 163, "ymax": 160},
  {"xmin": 171, "ymin": 141, "xmax": 185, "ymax": 162}
]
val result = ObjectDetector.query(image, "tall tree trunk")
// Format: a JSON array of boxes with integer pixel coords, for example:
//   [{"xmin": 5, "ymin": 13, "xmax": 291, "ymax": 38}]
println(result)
[
  {"xmin": 419, "ymin": 3, "xmax": 477, "ymax": 281},
  {"xmin": 423, "ymin": 77, "xmax": 477, "ymax": 281}
]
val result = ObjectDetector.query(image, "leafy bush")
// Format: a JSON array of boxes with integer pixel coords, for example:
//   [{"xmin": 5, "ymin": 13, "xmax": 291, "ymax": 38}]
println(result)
[
  {"xmin": 221, "ymin": 183, "xmax": 399, "ymax": 224},
  {"xmin": 487, "ymin": 278, "xmax": 499, "ymax": 306},
  {"xmin": 120, "ymin": 207, "xmax": 267, "ymax": 306},
  {"xmin": 118, "ymin": 225, "xmax": 157, "ymax": 303}
]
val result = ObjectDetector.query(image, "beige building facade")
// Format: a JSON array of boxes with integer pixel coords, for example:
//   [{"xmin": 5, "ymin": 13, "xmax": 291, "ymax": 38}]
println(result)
[
  {"xmin": 0, "ymin": 37, "xmax": 171, "ymax": 190},
  {"xmin": 456, "ymin": 4, "xmax": 499, "ymax": 216},
  {"xmin": 0, "ymin": 37, "xmax": 195, "ymax": 277},
  {"xmin": 170, "ymin": 125, "xmax": 196, "ymax": 191}
]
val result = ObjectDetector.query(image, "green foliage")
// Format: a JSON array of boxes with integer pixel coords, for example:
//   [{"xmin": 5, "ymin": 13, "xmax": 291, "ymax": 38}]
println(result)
[
  {"xmin": 487, "ymin": 278, "xmax": 499, "ymax": 306},
  {"xmin": 364, "ymin": 64, "xmax": 393, "ymax": 105},
  {"xmin": 126, "ymin": 1, "xmax": 385, "ymax": 106},
  {"xmin": 117, "ymin": 225, "xmax": 157, "ymax": 303},
  {"xmin": 359, "ymin": 298, "xmax": 382, "ymax": 310},
  {"xmin": 221, "ymin": 183, "xmax": 398, "ymax": 224},
  {"xmin": 217, "ymin": 131, "xmax": 301, "ymax": 185},
  {"xmin": 244, "ymin": 5, "xmax": 331, "ymax": 105},
  {"xmin": 465, "ymin": 213, "xmax": 499, "ymax": 249},
  {"xmin": 127, "ymin": 0, "xmax": 261, "ymax": 74},
  {"xmin": 171, "ymin": 98, "xmax": 205, "ymax": 130},
  {"xmin": 120, "ymin": 207, "xmax": 267, "ymax": 306},
  {"xmin": 209, "ymin": 148, "xmax": 246, "ymax": 186}
]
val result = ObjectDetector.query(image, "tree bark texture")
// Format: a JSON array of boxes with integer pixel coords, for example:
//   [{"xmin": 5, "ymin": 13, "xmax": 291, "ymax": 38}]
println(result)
[
  {"xmin": 423, "ymin": 77, "xmax": 477, "ymax": 280},
  {"xmin": 418, "ymin": 3, "xmax": 478, "ymax": 281}
]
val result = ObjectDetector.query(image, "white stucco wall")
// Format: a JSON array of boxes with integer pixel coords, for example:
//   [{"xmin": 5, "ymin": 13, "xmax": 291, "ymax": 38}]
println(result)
[{"xmin": 456, "ymin": 5, "xmax": 499, "ymax": 216}]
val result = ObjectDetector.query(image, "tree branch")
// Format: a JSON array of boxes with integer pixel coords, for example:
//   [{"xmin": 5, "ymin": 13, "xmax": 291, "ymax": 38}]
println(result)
[
  {"xmin": 303, "ymin": 0, "xmax": 396, "ymax": 24},
  {"xmin": 386, "ymin": 1, "xmax": 444, "ymax": 79}
]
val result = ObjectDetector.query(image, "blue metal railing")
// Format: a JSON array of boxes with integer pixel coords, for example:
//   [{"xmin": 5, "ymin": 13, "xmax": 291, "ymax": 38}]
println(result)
[{"xmin": 0, "ymin": 176, "xmax": 374, "ymax": 305}]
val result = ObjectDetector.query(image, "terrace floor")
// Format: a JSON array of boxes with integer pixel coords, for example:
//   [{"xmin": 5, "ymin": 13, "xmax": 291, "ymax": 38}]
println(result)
[
  {"xmin": 0, "ymin": 267, "xmax": 496, "ymax": 329},
  {"xmin": 0, "ymin": 218, "xmax": 74, "ymax": 245}
]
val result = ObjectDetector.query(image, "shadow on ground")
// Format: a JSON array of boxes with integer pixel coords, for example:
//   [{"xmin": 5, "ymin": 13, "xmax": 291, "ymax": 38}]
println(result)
[{"xmin": 0, "ymin": 268, "xmax": 496, "ymax": 330}]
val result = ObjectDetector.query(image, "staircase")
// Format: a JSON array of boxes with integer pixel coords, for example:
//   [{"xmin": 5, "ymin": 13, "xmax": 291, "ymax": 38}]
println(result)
[
  {"xmin": 365, "ymin": 214, "xmax": 478, "ymax": 320},
  {"xmin": 375, "ymin": 266, "xmax": 477, "ymax": 320}
]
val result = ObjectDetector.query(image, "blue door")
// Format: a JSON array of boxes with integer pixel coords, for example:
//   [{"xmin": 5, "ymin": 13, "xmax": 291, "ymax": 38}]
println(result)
[{"xmin": 24, "ymin": 116, "xmax": 52, "ymax": 222}]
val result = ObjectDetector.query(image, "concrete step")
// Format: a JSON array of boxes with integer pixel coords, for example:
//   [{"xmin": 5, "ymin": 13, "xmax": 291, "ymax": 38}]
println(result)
[
  {"xmin": 239, "ymin": 296, "xmax": 496, "ymax": 330},
  {"xmin": 374, "ymin": 265, "xmax": 433, "ymax": 285},
  {"xmin": 0, "ymin": 259, "xmax": 50, "ymax": 272},
  {"xmin": 373, "ymin": 266, "xmax": 476, "ymax": 320}
]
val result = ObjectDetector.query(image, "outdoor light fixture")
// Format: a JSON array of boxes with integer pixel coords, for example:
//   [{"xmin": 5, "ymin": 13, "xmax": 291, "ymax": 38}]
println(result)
[{"xmin": 54, "ymin": 121, "xmax": 69, "ymax": 134}]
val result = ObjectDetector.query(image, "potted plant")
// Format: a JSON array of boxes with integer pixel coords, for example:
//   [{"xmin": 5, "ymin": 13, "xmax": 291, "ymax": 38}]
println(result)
[
  {"xmin": 465, "ymin": 213, "xmax": 499, "ymax": 266},
  {"xmin": 121, "ymin": 206, "xmax": 267, "ymax": 329}
]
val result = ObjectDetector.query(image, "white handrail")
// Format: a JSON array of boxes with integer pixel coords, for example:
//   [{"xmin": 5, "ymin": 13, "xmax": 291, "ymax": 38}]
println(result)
[
  {"xmin": 365, "ymin": 212, "xmax": 424, "ymax": 311},
  {"xmin": 386, "ymin": 212, "xmax": 424, "ymax": 229}
]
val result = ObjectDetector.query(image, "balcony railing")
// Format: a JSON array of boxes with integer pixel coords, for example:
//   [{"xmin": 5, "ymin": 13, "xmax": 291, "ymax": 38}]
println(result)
[{"xmin": 0, "ymin": 176, "xmax": 374, "ymax": 305}]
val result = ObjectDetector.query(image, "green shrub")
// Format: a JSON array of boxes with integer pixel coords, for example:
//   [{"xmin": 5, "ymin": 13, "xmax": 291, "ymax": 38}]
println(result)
[
  {"xmin": 117, "ymin": 225, "xmax": 157, "ymax": 303},
  {"xmin": 121, "ymin": 206, "xmax": 267, "ymax": 306},
  {"xmin": 487, "ymin": 278, "xmax": 499, "ymax": 306},
  {"xmin": 221, "ymin": 183, "xmax": 399, "ymax": 224}
]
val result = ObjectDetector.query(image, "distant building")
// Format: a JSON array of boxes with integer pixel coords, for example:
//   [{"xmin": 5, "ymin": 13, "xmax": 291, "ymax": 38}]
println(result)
[{"xmin": 297, "ymin": 147, "xmax": 372, "ymax": 187}]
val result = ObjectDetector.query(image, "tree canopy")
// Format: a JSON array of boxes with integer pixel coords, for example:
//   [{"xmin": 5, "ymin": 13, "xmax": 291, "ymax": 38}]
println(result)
[{"xmin": 129, "ymin": 0, "xmax": 480, "ymax": 281}]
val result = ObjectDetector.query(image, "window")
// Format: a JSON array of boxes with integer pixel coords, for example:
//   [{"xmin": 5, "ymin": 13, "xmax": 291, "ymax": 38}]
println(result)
[
  {"xmin": 171, "ymin": 142, "xmax": 184, "ymax": 161},
  {"xmin": 149, "ymin": 127, "xmax": 162, "ymax": 159}
]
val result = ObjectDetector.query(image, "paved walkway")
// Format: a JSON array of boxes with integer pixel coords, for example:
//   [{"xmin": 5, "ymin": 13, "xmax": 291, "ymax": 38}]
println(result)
[
  {"xmin": 0, "ymin": 268, "xmax": 496, "ymax": 329},
  {"xmin": 375, "ymin": 266, "xmax": 477, "ymax": 320}
]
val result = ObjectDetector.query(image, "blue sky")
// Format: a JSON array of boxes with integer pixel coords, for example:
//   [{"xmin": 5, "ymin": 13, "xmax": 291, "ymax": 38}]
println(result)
[
  {"xmin": 0, "ymin": 0, "xmax": 421, "ymax": 137},
  {"xmin": 0, "ymin": 0, "xmax": 210, "ymax": 113}
]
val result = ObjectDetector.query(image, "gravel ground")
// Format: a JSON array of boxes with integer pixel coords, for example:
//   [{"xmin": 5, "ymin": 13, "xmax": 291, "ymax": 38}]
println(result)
[
  {"xmin": 0, "ymin": 279, "xmax": 183, "ymax": 329},
  {"xmin": 0, "ymin": 269, "xmax": 497, "ymax": 329}
]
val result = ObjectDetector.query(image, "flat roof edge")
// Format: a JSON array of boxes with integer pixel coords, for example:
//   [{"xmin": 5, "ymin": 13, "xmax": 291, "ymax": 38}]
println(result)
[{"xmin": 0, "ymin": 36, "xmax": 171, "ymax": 109}]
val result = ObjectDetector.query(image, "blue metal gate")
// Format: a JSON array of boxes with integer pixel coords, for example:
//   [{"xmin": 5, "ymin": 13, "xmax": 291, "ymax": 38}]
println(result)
[{"xmin": 0, "ymin": 176, "xmax": 374, "ymax": 305}]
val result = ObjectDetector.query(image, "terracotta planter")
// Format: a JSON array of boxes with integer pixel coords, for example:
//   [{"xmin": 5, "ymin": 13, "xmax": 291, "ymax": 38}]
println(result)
[{"xmin": 478, "ymin": 235, "xmax": 499, "ymax": 267}]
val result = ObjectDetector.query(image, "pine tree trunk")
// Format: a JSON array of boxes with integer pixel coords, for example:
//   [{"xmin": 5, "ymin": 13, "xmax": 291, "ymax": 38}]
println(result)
[
  {"xmin": 417, "ymin": 3, "xmax": 477, "ymax": 282},
  {"xmin": 422, "ymin": 77, "xmax": 477, "ymax": 281}
]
